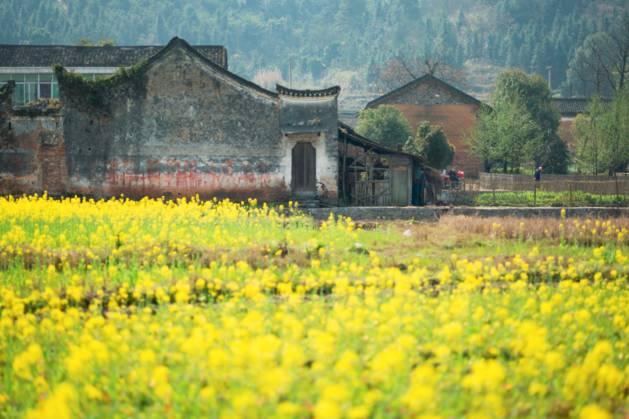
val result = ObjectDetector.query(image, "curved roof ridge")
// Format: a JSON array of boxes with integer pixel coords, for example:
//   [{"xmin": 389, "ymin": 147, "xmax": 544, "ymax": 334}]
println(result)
[
  {"xmin": 277, "ymin": 84, "xmax": 340, "ymax": 98},
  {"xmin": 154, "ymin": 37, "xmax": 275, "ymax": 98},
  {"xmin": 55, "ymin": 37, "xmax": 277, "ymax": 100}
]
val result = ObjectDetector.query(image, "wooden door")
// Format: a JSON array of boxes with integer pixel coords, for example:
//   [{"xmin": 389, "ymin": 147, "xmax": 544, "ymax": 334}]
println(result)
[
  {"xmin": 391, "ymin": 167, "xmax": 409, "ymax": 206},
  {"xmin": 292, "ymin": 142, "xmax": 316, "ymax": 197}
]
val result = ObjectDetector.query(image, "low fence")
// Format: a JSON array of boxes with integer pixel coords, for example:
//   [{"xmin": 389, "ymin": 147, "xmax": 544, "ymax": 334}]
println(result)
[
  {"xmin": 479, "ymin": 173, "xmax": 629, "ymax": 194},
  {"xmin": 443, "ymin": 173, "xmax": 629, "ymax": 207}
]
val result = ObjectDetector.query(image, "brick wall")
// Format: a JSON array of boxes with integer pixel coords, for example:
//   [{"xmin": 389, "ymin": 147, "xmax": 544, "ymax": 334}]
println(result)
[
  {"xmin": 559, "ymin": 118, "xmax": 576, "ymax": 151},
  {"xmin": 390, "ymin": 103, "xmax": 483, "ymax": 177},
  {"xmin": 39, "ymin": 125, "xmax": 68, "ymax": 194},
  {"xmin": 368, "ymin": 77, "xmax": 484, "ymax": 177},
  {"xmin": 0, "ymin": 115, "xmax": 66, "ymax": 195}
]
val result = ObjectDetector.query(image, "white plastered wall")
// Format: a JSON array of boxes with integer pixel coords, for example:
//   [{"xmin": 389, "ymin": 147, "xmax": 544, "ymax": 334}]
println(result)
[{"xmin": 280, "ymin": 132, "xmax": 337, "ymax": 197}]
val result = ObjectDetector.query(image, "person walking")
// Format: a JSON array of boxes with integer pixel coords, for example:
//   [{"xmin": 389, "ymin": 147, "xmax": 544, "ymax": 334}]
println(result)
[
  {"xmin": 534, "ymin": 166, "xmax": 543, "ymax": 182},
  {"xmin": 533, "ymin": 166, "xmax": 543, "ymax": 206}
]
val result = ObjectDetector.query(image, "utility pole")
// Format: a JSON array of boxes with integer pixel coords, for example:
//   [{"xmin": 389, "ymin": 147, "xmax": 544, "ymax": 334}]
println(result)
[
  {"xmin": 546, "ymin": 66, "xmax": 552, "ymax": 92},
  {"xmin": 289, "ymin": 60, "xmax": 292, "ymax": 88}
]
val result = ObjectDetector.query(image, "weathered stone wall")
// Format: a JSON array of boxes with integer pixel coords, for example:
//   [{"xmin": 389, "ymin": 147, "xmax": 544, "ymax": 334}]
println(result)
[
  {"xmin": 0, "ymin": 114, "xmax": 66, "ymax": 195},
  {"xmin": 61, "ymin": 44, "xmax": 291, "ymax": 200},
  {"xmin": 0, "ymin": 83, "xmax": 12, "ymax": 139},
  {"xmin": 1, "ymin": 40, "xmax": 341, "ymax": 203}
]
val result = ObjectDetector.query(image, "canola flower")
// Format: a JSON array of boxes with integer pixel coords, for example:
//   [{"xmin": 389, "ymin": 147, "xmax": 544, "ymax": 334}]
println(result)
[{"xmin": 0, "ymin": 196, "xmax": 627, "ymax": 418}]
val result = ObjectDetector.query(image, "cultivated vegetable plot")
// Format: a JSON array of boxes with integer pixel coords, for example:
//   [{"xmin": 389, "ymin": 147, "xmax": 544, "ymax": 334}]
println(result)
[{"xmin": 0, "ymin": 196, "xmax": 627, "ymax": 418}]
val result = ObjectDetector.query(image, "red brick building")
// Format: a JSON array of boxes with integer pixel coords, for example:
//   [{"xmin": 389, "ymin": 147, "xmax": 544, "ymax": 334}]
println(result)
[{"xmin": 366, "ymin": 74, "xmax": 485, "ymax": 177}]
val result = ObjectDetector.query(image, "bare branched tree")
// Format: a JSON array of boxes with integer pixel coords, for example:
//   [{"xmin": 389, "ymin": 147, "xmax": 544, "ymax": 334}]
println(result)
[
  {"xmin": 568, "ymin": 33, "xmax": 614, "ymax": 96},
  {"xmin": 375, "ymin": 55, "xmax": 467, "ymax": 92},
  {"xmin": 608, "ymin": 14, "xmax": 629, "ymax": 91},
  {"xmin": 422, "ymin": 58, "xmax": 441, "ymax": 76},
  {"xmin": 565, "ymin": 14, "xmax": 629, "ymax": 97}
]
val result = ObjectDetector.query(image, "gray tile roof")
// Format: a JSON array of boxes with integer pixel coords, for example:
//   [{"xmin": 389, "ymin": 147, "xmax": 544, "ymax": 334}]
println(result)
[
  {"xmin": 551, "ymin": 98, "xmax": 589, "ymax": 116},
  {"xmin": 338, "ymin": 121, "xmax": 425, "ymax": 163},
  {"xmin": 0, "ymin": 44, "xmax": 227, "ymax": 69},
  {"xmin": 366, "ymin": 74, "xmax": 482, "ymax": 109},
  {"xmin": 551, "ymin": 98, "xmax": 611, "ymax": 117},
  {"xmin": 277, "ymin": 84, "xmax": 340, "ymax": 97}
]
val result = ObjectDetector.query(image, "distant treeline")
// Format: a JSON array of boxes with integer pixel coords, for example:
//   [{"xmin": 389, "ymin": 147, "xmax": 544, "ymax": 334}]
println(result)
[{"xmin": 1, "ymin": 0, "xmax": 626, "ymax": 93}]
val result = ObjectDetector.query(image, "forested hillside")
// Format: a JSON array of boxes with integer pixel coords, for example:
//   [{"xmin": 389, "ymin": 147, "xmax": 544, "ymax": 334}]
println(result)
[{"xmin": 1, "ymin": 0, "xmax": 626, "ymax": 97}]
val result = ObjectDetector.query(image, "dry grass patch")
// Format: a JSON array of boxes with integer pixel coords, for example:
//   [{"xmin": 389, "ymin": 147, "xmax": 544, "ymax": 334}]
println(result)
[{"xmin": 385, "ymin": 216, "xmax": 629, "ymax": 247}]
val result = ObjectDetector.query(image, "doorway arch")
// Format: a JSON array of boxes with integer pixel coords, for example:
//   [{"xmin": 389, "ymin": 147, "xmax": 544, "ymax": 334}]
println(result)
[{"xmin": 291, "ymin": 142, "xmax": 316, "ymax": 198}]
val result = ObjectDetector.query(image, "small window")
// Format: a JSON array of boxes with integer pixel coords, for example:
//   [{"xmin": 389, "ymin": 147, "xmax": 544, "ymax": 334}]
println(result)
[
  {"xmin": 25, "ymin": 83, "xmax": 37, "ymax": 103},
  {"xmin": 24, "ymin": 74, "xmax": 38, "ymax": 83},
  {"xmin": 0, "ymin": 74, "xmax": 14, "ymax": 82},
  {"xmin": 39, "ymin": 73, "xmax": 54, "ymax": 83},
  {"xmin": 40, "ymin": 83, "xmax": 52, "ymax": 98},
  {"xmin": 13, "ymin": 84, "xmax": 25, "ymax": 105}
]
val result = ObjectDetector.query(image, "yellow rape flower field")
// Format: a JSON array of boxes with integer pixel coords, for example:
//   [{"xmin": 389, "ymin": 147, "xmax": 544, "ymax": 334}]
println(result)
[{"xmin": 0, "ymin": 195, "xmax": 627, "ymax": 418}]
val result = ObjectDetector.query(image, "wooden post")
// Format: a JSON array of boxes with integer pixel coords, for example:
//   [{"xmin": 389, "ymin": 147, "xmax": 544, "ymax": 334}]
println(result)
[
  {"xmin": 569, "ymin": 182, "xmax": 573, "ymax": 206},
  {"xmin": 533, "ymin": 182, "xmax": 537, "ymax": 207},
  {"xmin": 492, "ymin": 182, "xmax": 496, "ymax": 205},
  {"xmin": 615, "ymin": 176, "xmax": 620, "ymax": 203}
]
